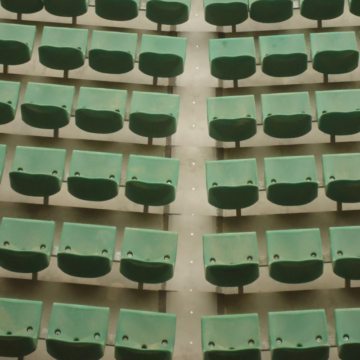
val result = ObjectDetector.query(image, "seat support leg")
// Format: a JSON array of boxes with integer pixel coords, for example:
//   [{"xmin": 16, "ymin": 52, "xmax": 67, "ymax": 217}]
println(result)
[
  {"xmin": 337, "ymin": 202, "xmax": 342, "ymax": 212},
  {"xmin": 330, "ymin": 134, "xmax": 336, "ymax": 144},
  {"xmin": 157, "ymin": 23, "xmax": 162, "ymax": 32},
  {"xmin": 64, "ymin": 70, "xmax": 69, "ymax": 79},
  {"xmin": 148, "ymin": 137, "xmax": 153, "ymax": 146},
  {"xmin": 317, "ymin": 20, "xmax": 322, "ymax": 29},
  {"xmin": 345, "ymin": 279, "xmax": 351, "ymax": 288},
  {"xmin": 231, "ymin": 25, "xmax": 236, "ymax": 33},
  {"xmin": 32, "ymin": 272, "xmax": 38, "ymax": 281},
  {"xmin": 17, "ymin": 13, "xmax": 22, "ymax": 21},
  {"xmin": 236, "ymin": 209, "xmax": 242, "ymax": 217},
  {"xmin": 158, "ymin": 283, "xmax": 167, "ymax": 312},
  {"xmin": 72, "ymin": 16, "xmax": 77, "ymax": 25},
  {"xmin": 233, "ymin": 79, "xmax": 238, "ymax": 88},
  {"xmin": 3, "ymin": 64, "xmax": 8, "ymax": 74},
  {"xmin": 138, "ymin": 283, "xmax": 144, "ymax": 290},
  {"xmin": 153, "ymin": 77, "xmax": 158, "ymax": 86}
]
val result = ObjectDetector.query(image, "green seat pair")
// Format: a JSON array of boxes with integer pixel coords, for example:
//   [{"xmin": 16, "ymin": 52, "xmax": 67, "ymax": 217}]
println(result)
[
  {"xmin": 89, "ymin": 31, "xmax": 184, "ymax": 77},
  {"xmin": 0, "ymin": 298, "xmax": 176, "ymax": 360},
  {"xmin": 209, "ymin": 34, "xmax": 307, "ymax": 80},
  {"xmin": 206, "ymin": 156, "xmax": 318, "ymax": 209},
  {"xmin": 0, "ymin": 218, "xmax": 178, "ymax": 282},
  {"xmin": 202, "ymin": 310, "xmax": 331, "ymax": 360},
  {"xmin": 47, "ymin": 306, "xmax": 176, "ymax": 360},
  {"xmin": 9, "ymin": 146, "xmax": 180, "ymax": 205},
  {"xmin": 209, "ymin": 32, "xmax": 359, "ymax": 80},
  {"xmin": 95, "ymin": 0, "xmax": 190, "ymax": 24},
  {"xmin": 17, "ymin": 82, "xmax": 180, "ymax": 137},
  {"xmin": 76, "ymin": 88, "xmax": 180, "ymax": 137},
  {"xmin": 0, "ymin": 0, "xmax": 89, "ymax": 16},
  {"xmin": 204, "ymin": 0, "xmax": 293, "ymax": 25},
  {"xmin": 203, "ymin": 229, "xmax": 323, "ymax": 287},
  {"xmin": 207, "ymin": 93, "xmax": 311, "ymax": 141}
]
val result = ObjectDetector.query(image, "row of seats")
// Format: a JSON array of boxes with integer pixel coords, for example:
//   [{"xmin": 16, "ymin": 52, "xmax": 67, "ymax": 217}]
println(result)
[
  {"xmin": 0, "ymin": 0, "xmax": 191, "ymax": 25},
  {"xmin": 1, "ymin": 215, "xmax": 358, "ymax": 286},
  {"xmin": 0, "ymin": 298, "xmax": 176, "ymax": 359},
  {"xmin": 210, "ymin": 31, "xmax": 359, "ymax": 80},
  {"xmin": 204, "ymin": 227, "xmax": 360, "ymax": 287},
  {"xmin": 202, "ymin": 308, "xmax": 360, "ymax": 360},
  {"xmin": 0, "ymin": 145, "xmax": 180, "ymax": 204},
  {"xmin": 205, "ymin": 0, "xmax": 360, "ymax": 25},
  {"xmin": 1, "ymin": 298, "xmax": 359, "ymax": 360},
  {"xmin": 206, "ymin": 153, "xmax": 360, "ymax": 208},
  {"xmin": 0, "ymin": 80, "xmax": 180, "ymax": 137},
  {"xmin": 1, "ymin": 146, "xmax": 359, "ymax": 208},
  {"xmin": 0, "ymin": 217, "xmax": 177, "ymax": 282},
  {"xmin": 0, "ymin": 23, "xmax": 187, "ymax": 77},
  {"xmin": 208, "ymin": 90, "xmax": 360, "ymax": 141}
]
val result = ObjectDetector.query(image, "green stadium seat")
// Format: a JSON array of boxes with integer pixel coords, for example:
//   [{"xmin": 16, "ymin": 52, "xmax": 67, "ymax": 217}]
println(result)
[
  {"xmin": 125, "ymin": 155, "xmax": 180, "ymax": 206},
  {"xmin": 21, "ymin": 82, "xmax": 75, "ymax": 129},
  {"xmin": 260, "ymin": 34, "xmax": 308, "ymax": 77},
  {"xmin": 349, "ymin": 0, "xmax": 360, "ymax": 15},
  {"xmin": 0, "ymin": 217, "xmax": 55, "ymax": 273},
  {"xmin": 39, "ymin": 26, "xmax": 88, "ymax": 71},
  {"xmin": 204, "ymin": 0, "xmax": 248, "ymax": 26},
  {"xmin": 0, "ymin": 23, "xmax": 36, "ymax": 65},
  {"xmin": 262, "ymin": 92, "xmax": 312, "ymax": 138},
  {"xmin": 89, "ymin": 31, "xmax": 138, "ymax": 74},
  {"xmin": 67, "ymin": 150, "xmax": 123, "ymax": 201},
  {"xmin": 75, "ymin": 87, "xmax": 127, "ymax": 134},
  {"xmin": 207, "ymin": 95, "xmax": 257, "ymax": 142},
  {"xmin": 335, "ymin": 308, "xmax": 360, "ymax": 360},
  {"xmin": 268, "ymin": 310, "xmax": 330, "ymax": 360},
  {"xmin": 203, "ymin": 232, "xmax": 259, "ymax": 287},
  {"xmin": 266, "ymin": 228, "xmax": 323, "ymax": 284},
  {"xmin": 46, "ymin": 303, "xmax": 109, "ymax": 360},
  {"xmin": 201, "ymin": 314, "xmax": 261, "ymax": 360},
  {"xmin": 209, "ymin": 37, "xmax": 256, "ymax": 80},
  {"xmin": 95, "ymin": 0, "xmax": 140, "ymax": 20},
  {"xmin": 129, "ymin": 91, "xmax": 180, "ymax": 138},
  {"xmin": 315, "ymin": 90, "xmax": 360, "ymax": 136},
  {"xmin": 146, "ymin": 0, "xmax": 191, "ymax": 25},
  {"xmin": 0, "ymin": 298, "xmax": 43, "ymax": 357},
  {"xmin": 264, "ymin": 155, "xmax": 318, "ymax": 206},
  {"xmin": 311, "ymin": 32, "xmax": 359, "ymax": 75},
  {"xmin": 0, "ymin": 0, "xmax": 43, "ymax": 13},
  {"xmin": 322, "ymin": 153, "xmax": 360, "ymax": 203},
  {"xmin": 330, "ymin": 226, "xmax": 360, "ymax": 280},
  {"xmin": 57, "ymin": 222, "xmax": 116, "ymax": 278},
  {"xmin": 206, "ymin": 159, "xmax": 259, "ymax": 209},
  {"xmin": 300, "ymin": 0, "xmax": 344, "ymax": 20},
  {"xmin": 44, "ymin": 0, "xmax": 89, "ymax": 17},
  {"xmin": 9, "ymin": 146, "xmax": 66, "ymax": 197},
  {"xmin": 139, "ymin": 34, "xmax": 187, "ymax": 78},
  {"xmin": 120, "ymin": 227, "xmax": 178, "ymax": 283},
  {"xmin": 115, "ymin": 309, "xmax": 176, "ymax": 360},
  {"xmin": 249, "ymin": 0, "xmax": 293, "ymax": 23},
  {"xmin": 0, "ymin": 80, "xmax": 20, "ymax": 125}
]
